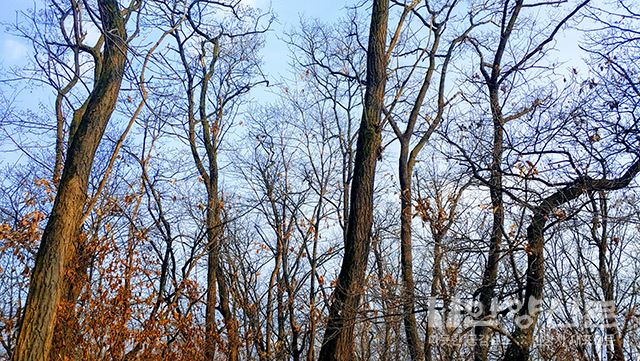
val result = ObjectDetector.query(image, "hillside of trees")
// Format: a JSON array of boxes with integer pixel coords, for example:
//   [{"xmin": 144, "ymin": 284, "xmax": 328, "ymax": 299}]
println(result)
[{"xmin": 1, "ymin": 0, "xmax": 640, "ymax": 360}]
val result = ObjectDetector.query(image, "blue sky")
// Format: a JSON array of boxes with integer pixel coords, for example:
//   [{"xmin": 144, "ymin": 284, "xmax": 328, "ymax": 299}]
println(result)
[
  {"xmin": 0, "ymin": 0, "xmax": 586, "ymax": 92},
  {"xmin": 251, "ymin": 0, "xmax": 351, "ymax": 94},
  {"xmin": 0, "ymin": 0, "xmax": 587, "ymax": 83},
  {"xmin": 0, "ymin": 0, "xmax": 351, "ymax": 165},
  {"xmin": 0, "ymin": 0, "xmax": 352, "ymax": 132},
  {"xmin": 0, "ymin": 0, "xmax": 587, "ymax": 133},
  {"xmin": 0, "ymin": 1, "xmax": 31, "ymax": 68},
  {"xmin": 0, "ymin": 0, "xmax": 349, "ymax": 78}
]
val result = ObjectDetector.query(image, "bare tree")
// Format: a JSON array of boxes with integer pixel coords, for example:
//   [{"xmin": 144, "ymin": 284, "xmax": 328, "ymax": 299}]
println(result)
[
  {"xmin": 13, "ymin": 1, "xmax": 129, "ymax": 359},
  {"xmin": 318, "ymin": 0, "xmax": 390, "ymax": 359}
]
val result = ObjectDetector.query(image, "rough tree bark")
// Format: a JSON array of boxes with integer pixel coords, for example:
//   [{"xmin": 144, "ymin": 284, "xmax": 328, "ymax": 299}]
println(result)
[
  {"xmin": 12, "ymin": 1, "xmax": 127, "ymax": 360},
  {"xmin": 51, "ymin": 33, "xmax": 103, "ymax": 361},
  {"xmin": 318, "ymin": 0, "xmax": 389, "ymax": 359}
]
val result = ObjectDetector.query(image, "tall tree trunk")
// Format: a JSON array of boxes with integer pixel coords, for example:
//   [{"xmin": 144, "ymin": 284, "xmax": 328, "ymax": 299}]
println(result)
[
  {"xmin": 372, "ymin": 234, "xmax": 393, "ymax": 361},
  {"xmin": 50, "ymin": 46, "xmax": 100, "ymax": 361},
  {"xmin": 205, "ymin": 192, "xmax": 221, "ymax": 360},
  {"xmin": 398, "ymin": 149, "xmax": 423, "ymax": 361},
  {"xmin": 473, "ymin": 8, "xmax": 516, "ymax": 349},
  {"xmin": 318, "ymin": 0, "xmax": 389, "ymax": 359},
  {"xmin": 425, "ymin": 233, "xmax": 445, "ymax": 361},
  {"xmin": 203, "ymin": 152, "xmax": 239, "ymax": 361},
  {"xmin": 502, "ymin": 205, "xmax": 545, "ymax": 361},
  {"xmin": 306, "ymin": 205, "xmax": 322, "ymax": 361},
  {"xmin": 217, "ymin": 269, "xmax": 239, "ymax": 361},
  {"xmin": 185, "ymin": 35, "xmax": 240, "ymax": 361},
  {"xmin": 12, "ymin": 1, "xmax": 127, "ymax": 359},
  {"xmin": 473, "ymin": 90, "xmax": 504, "ymax": 361},
  {"xmin": 591, "ymin": 193, "xmax": 625, "ymax": 361}
]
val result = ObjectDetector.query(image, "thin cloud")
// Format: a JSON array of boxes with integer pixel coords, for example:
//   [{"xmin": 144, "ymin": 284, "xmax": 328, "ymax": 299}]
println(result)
[{"xmin": 1, "ymin": 38, "xmax": 28, "ymax": 64}]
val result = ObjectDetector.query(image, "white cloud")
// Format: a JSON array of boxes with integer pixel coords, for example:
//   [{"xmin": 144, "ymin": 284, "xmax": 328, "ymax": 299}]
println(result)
[
  {"xmin": 83, "ymin": 22, "xmax": 101, "ymax": 47},
  {"xmin": 1, "ymin": 38, "xmax": 28, "ymax": 64}
]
